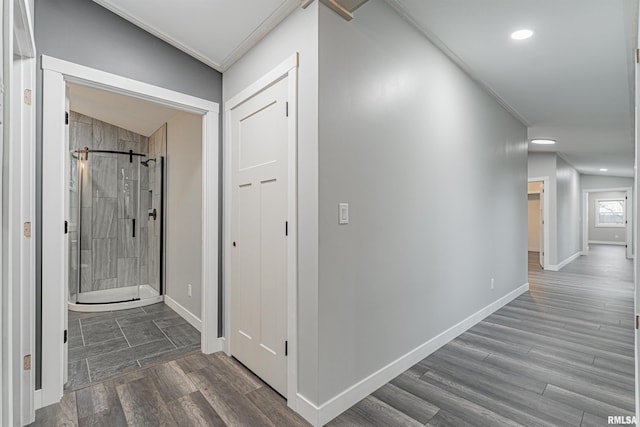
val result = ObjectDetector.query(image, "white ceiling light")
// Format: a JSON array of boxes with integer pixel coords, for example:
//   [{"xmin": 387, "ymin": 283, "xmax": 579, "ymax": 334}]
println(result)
[
  {"xmin": 530, "ymin": 138, "xmax": 556, "ymax": 145},
  {"xmin": 600, "ymin": 168, "xmax": 608, "ymax": 172},
  {"xmin": 511, "ymin": 29, "xmax": 533, "ymax": 40}
]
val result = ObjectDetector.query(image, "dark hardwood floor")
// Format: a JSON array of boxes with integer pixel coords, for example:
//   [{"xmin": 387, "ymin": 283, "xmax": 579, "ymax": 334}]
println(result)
[
  {"xmin": 33, "ymin": 245, "xmax": 635, "ymax": 426},
  {"xmin": 329, "ymin": 246, "xmax": 635, "ymax": 426}
]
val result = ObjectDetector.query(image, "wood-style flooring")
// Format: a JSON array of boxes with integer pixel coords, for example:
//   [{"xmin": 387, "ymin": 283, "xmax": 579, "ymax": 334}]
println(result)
[{"xmin": 33, "ymin": 245, "xmax": 635, "ymax": 426}]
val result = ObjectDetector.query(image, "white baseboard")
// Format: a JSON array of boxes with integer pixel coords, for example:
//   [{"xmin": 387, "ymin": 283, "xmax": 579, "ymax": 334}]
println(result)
[
  {"xmin": 296, "ymin": 282, "xmax": 530, "ymax": 426},
  {"xmin": 547, "ymin": 251, "xmax": 581, "ymax": 271},
  {"xmin": 164, "ymin": 296, "xmax": 202, "ymax": 332},
  {"xmin": 588, "ymin": 240, "xmax": 626, "ymax": 246}
]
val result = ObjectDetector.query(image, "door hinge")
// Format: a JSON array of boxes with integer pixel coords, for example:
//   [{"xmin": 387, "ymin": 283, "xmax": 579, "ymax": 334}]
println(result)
[
  {"xmin": 636, "ymin": 48, "xmax": 639, "ymax": 64},
  {"xmin": 64, "ymin": 220, "xmax": 68, "ymax": 234},
  {"xmin": 23, "ymin": 222, "xmax": 31, "ymax": 238},
  {"xmin": 285, "ymin": 340, "xmax": 288, "ymax": 356},
  {"xmin": 23, "ymin": 355, "xmax": 31, "ymax": 371},
  {"xmin": 63, "ymin": 329, "xmax": 68, "ymax": 343},
  {"xmin": 65, "ymin": 111, "xmax": 69, "ymax": 125},
  {"xmin": 636, "ymin": 315, "xmax": 639, "ymax": 329},
  {"xmin": 24, "ymin": 89, "xmax": 32, "ymax": 106},
  {"xmin": 285, "ymin": 221, "xmax": 288, "ymax": 236},
  {"xmin": 285, "ymin": 102, "xmax": 289, "ymax": 117},
  {"xmin": 625, "ymin": 244, "xmax": 628, "ymax": 248}
]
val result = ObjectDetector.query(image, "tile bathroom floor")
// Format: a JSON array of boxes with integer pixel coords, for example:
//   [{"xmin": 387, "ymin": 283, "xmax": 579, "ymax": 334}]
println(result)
[{"xmin": 67, "ymin": 303, "xmax": 201, "ymax": 389}]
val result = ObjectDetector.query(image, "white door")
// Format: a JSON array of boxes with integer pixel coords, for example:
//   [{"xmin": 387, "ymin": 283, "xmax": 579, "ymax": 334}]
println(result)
[
  {"xmin": 539, "ymin": 184, "xmax": 544, "ymax": 269},
  {"xmin": 230, "ymin": 76, "xmax": 289, "ymax": 396}
]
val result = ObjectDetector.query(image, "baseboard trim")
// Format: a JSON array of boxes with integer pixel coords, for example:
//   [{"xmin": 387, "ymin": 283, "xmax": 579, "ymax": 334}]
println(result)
[
  {"xmin": 164, "ymin": 296, "xmax": 202, "ymax": 332},
  {"xmin": 296, "ymin": 282, "xmax": 530, "ymax": 426},
  {"xmin": 547, "ymin": 251, "xmax": 581, "ymax": 271},
  {"xmin": 588, "ymin": 240, "xmax": 626, "ymax": 246}
]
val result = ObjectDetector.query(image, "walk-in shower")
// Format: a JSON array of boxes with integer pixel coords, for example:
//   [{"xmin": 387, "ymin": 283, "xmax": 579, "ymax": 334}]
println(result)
[{"xmin": 67, "ymin": 112, "xmax": 165, "ymax": 311}]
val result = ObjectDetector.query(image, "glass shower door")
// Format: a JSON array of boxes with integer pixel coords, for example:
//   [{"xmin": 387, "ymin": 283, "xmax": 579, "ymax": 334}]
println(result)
[
  {"xmin": 68, "ymin": 151, "xmax": 81, "ymax": 304},
  {"xmin": 75, "ymin": 150, "xmax": 142, "ymax": 304}
]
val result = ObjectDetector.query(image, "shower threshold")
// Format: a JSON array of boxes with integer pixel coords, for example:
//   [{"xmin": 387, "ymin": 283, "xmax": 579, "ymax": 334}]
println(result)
[{"xmin": 69, "ymin": 284, "xmax": 162, "ymax": 312}]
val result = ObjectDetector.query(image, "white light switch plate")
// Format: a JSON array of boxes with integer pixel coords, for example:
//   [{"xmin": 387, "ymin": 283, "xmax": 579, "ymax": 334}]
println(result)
[{"xmin": 339, "ymin": 203, "xmax": 349, "ymax": 225}]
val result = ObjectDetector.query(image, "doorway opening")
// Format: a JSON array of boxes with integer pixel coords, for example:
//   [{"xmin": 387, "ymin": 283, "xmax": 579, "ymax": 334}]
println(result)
[
  {"xmin": 41, "ymin": 56, "xmax": 220, "ymax": 408},
  {"xmin": 64, "ymin": 85, "xmax": 204, "ymax": 389},
  {"xmin": 528, "ymin": 178, "xmax": 548, "ymax": 271},
  {"xmin": 582, "ymin": 188, "xmax": 633, "ymax": 260}
]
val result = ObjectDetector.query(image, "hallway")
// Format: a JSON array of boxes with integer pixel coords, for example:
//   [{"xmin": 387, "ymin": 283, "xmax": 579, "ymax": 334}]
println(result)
[
  {"xmin": 32, "ymin": 247, "xmax": 635, "ymax": 426},
  {"xmin": 330, "ymin": 246, "xmax": 635, "ymax": 426}
]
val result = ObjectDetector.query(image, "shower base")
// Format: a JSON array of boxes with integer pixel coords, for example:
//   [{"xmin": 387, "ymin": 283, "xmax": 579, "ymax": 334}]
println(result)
[{"xmin": 68, "ymin": 284, "xmax": 162, "ymax": 312}]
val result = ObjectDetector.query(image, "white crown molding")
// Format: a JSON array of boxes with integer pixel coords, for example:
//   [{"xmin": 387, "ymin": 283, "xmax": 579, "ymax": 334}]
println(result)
[
  {"xmin": 383, "ymin": 0, "xmax": 531, "ymax": 127},
  {"xmin": 92, "ymin": 0, "xmax": 303, "ymax": 72}
]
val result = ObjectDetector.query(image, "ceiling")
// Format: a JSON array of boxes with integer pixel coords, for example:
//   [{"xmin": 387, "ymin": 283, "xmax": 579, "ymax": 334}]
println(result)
[
  {"xmin": 92, "ymin": 0, "xmax": 303, "ymax": 72},
  {"xmin": 91, "ymin": 0, "xmax": 638, "ymax": 177},
  {"xmin": 388, "ymin": 0, "xmax": 638, "ymax": 177},
  {"xmin": 68, "ymin": 84, "xmax": 181, "ymax": 136}
]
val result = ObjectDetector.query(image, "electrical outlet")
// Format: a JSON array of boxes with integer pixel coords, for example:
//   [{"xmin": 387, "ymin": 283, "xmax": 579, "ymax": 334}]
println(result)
[
  {"xmin": 188, "ymin": 284, "xmax": 192, "ymax": 297},
  {"xmin": 490, "ymin": 278, "xmax": 495, "ymax": 289}
]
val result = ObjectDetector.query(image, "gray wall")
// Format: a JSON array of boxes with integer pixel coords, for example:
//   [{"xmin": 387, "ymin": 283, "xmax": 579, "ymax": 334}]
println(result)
[
  {"xmin": 166, "ymin": 112, "xmax": 203, "ymax": 318},
  {"xmin": 528, "ymin": 153, "xmax": 582, "ymax": 266},
  {"xmin": 582, "ymin": 174, "xmax": 634, "ymax": 190},
  {"xmin": 588, "ymin": 191, "xmax": 627, "ymax": 243},
  {"xmin": 556, "ymin": 156, "xmax": 582, "ymax": 263},
  {"xmin": 34, "ymin": 0, "xmax": 222, "ymax": 388},
  {"xmin": 317, "ymin": 0, "xmax": 528, "ymax": 404}
]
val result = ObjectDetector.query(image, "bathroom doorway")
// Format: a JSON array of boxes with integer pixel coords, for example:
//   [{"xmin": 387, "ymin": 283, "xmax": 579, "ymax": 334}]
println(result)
[{"xmin": 40, "ymin": 56, "xmax": 220, "ymax": 406}]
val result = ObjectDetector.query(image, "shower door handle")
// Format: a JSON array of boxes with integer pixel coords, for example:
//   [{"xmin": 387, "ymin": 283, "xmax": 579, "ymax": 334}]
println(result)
[{"xmin": 132, "ymin": 218, "xmax": 136, "ymax": 238}]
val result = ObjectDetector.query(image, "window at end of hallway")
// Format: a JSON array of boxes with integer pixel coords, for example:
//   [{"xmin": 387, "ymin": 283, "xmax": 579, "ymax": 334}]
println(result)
[{"xmin": 595, "ymin": 199, "xmax": 625, "ymax": 227}]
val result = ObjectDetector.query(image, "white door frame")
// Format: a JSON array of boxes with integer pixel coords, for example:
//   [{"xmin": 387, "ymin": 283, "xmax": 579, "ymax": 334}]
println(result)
[
  {"xmin": 3, "ymin": 0, "xmax": 36, "ymax": 424},
  {"xmin": 40, "ymin": 56, "xmax": 221, "ymax": 408},
  {"xmin": 223, "ymin": 53, "xmax": 299, "ymax": 408},
  {"xmin": 528, "ymin": 177, "xmax": 550, "ymax": 270},
  {"xmin": 581, "ymin": 187, "xmax": 633, "ymax": 257}
]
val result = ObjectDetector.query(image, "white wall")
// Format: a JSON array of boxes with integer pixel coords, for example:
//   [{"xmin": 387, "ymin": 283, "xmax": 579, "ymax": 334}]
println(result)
[
  {"xmin": 222, "ymin": 2, "xmax": 320, "ymax": 403},
  {"xmin": 528, "ymin": 194, "xmax": 541, "ymax": 251},
  {"xmin": 166, "ymin": 112, "xmax": 202, "ymax": 319},
  {"xmin": 317, "ymin": 0, "xmax": 527, "ymax": 406},
  {"xmin": 588, "ymin": 191, "xmax": 627, "ymax": 244},
  {"xmin": 556, "ymin": 156, "xmax": 582, "ymax": 263}
]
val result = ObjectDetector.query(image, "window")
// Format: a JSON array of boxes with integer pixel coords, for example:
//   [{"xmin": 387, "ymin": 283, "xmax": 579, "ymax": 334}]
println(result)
[{"xmin": 596, "ymin": 199, "xmax": 625, "ymax": 227}]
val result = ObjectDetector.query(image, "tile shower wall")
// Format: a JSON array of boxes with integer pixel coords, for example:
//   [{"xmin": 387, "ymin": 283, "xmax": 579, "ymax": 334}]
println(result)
[
  {"xmin": 146, "ymin": 124, "xmax": 167, "ymax": 295},
  {"xmin": 69, "ymin": 111, "xmax": 150, "ymax": 294}
]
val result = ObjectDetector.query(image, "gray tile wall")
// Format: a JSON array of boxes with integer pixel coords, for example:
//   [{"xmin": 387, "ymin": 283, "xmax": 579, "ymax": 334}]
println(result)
[{"xmin": 69, "ymin": 111, "xmax": 153, "ymax": 296}]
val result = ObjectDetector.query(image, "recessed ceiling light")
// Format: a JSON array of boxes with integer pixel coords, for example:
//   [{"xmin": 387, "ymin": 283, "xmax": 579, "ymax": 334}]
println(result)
[
  {"xmin": 511, "ymin": 29, "xmax": 533, "ymax": 40},
  {"xmin": 600, "ymin": 168, "xmax": 608, "ymax": 172},
  {"xmin": 530, "ymin": 139, "xmax": 556, "ymax": 145}
]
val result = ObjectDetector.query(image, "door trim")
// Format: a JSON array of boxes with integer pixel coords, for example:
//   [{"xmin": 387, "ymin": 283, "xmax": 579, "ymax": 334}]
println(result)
[
  {"xmin": 581, "ymin": 187, "xmax": 633, "ymax": 258},
  {"xmin": 528, "ymin": 177, "xmax": 549, "ymax": 270},
  {"xmin": 223, "ymin": 53, "xmax": 299, "ymax": 408},
  {"xmin": 41, "ymin": 56, "xmax": 220, "ymax": 408}
]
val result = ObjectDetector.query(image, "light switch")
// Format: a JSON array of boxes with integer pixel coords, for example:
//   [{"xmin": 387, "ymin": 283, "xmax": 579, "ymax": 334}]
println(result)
[{"xmin": 339, "ymin": 203, "xmax": 349, "ymax": 225}]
